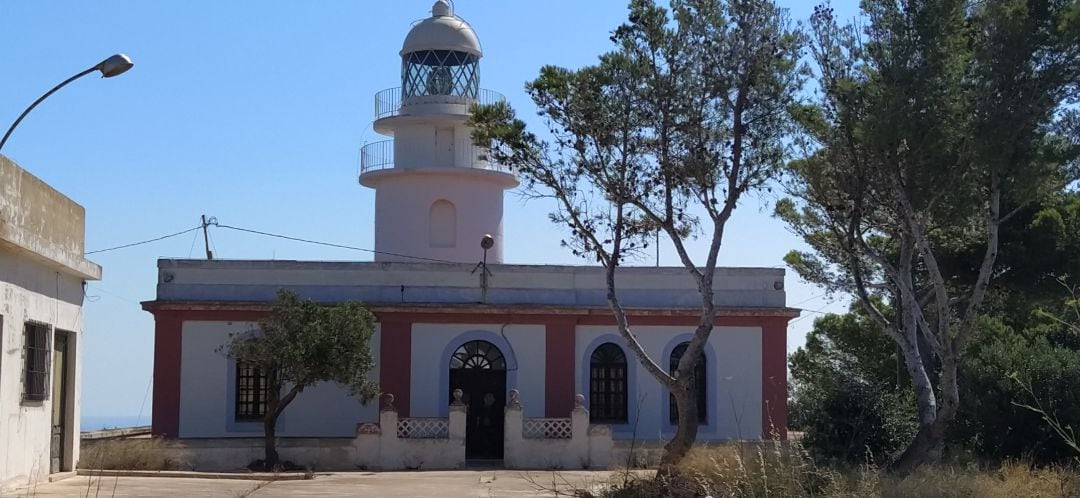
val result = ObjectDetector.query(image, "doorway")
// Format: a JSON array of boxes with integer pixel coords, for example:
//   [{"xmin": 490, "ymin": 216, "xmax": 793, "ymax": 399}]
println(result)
[
  {"xmin": 434, "ymin": 127, "xmax": 454, "ymax": 166},
  {"xmin": 50, "ymin": 331, "xmax": 70, "ymax": 473},
  {"xmin": 448, "ymin": 340, "xmax": 506, "ymax": 460}
]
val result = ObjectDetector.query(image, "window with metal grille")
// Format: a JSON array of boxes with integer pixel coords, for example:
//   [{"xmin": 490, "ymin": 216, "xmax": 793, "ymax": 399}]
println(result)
[
  {"xmin": 23, "ymin": 321, "xmax": 51, "ymax": 402},
  {"xmin": 669, "ymin": 343, "xmax": 708, "ymax": 424},
  {"xmin": 235, "ymin": 363, "xmax": 272, "ymax": 421},
  {"xmin": 589, "ymin": 343, "xmax": 628, "ymax": 423}
]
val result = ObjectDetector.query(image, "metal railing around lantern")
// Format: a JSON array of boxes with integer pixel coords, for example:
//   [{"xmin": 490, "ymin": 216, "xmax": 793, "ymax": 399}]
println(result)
[{"xmin": 373, "ymin": 87, "xmax": 507, "ymax": 120}]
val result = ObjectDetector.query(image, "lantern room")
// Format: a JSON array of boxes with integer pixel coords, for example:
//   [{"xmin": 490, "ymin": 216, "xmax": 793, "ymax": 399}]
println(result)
[{"xmin": 400, "ymin": 0, "xmax": 482, "ymax": 100}]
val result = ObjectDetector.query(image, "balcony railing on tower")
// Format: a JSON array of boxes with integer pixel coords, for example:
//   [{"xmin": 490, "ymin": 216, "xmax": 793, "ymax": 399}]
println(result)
[
  {"xmin": 374, "ymin": 87, "xmax": 506, "ymax": 120},
  {"xmin": 358, "ymin": 138, "xmax": 516, "ymax": 181}
]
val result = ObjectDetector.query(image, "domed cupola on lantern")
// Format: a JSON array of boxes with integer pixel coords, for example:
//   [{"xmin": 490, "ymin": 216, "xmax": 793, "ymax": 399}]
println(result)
[{"xmin": 401, "ymin": 0, "xmax": 481, "ymax": 101}]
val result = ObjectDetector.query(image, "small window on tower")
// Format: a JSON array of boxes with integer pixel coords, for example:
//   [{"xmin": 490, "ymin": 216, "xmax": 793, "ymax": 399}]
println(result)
[{"xmin": 430, "ymin": 199, "xmax": 457, "ymax": 248}]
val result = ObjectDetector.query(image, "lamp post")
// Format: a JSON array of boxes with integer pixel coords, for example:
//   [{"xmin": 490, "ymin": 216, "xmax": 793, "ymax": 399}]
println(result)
[{"xmin": 0, "ymin": 53, "xmax": 134, "ymax": 153}]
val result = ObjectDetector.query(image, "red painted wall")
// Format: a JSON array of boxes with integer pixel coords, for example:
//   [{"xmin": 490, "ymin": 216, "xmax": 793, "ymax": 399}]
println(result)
[
  {"xmin": 377, "ymin": 318, "xmax": 413, "ymax": 417},
  {"xmin": 544, "ymin": 320, "xmax": 576, "ymax": 417},
  {"xmin": 760, "ymin": 316, "xmax": 789, "ymax": 440},
  {"xmin": 151, "ymin": 311, "xmax": 182, "ymax": 438}
]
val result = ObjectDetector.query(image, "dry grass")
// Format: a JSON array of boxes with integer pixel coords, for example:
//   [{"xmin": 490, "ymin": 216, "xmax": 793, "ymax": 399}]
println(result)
[
  {"xmin": 78, "ymin": 437, "xmax": 193, "ymax": 471},
  {"xmin": 585, "ymin": 443, "xmax": 1080, "ymax": 498}
]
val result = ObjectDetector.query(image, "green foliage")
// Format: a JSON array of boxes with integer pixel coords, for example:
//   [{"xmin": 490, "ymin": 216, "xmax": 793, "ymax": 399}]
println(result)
[
  {"xmin": 792, "ymin": 305, "xmax": 1080, "ymax": 465},
  {"xmin": 778, "ymin": 0, "xmax": 1080, "ymax": 470},
  {"xmin": 953, "ymin": 316, "xmax": 1080, "ymax": 463},
  {"xmin": 469, "ymin": 0, "xmax": 806, "ymax": 467},
  {"xmin": 219, "ymin": 289, "xmax": 378, "ymax": 468},
  {"xmin": 222, "ymin": 289, "xmax": 379, "ymax": 402},
  {"xmin": 470, "ymin": 0, "xmax": 806, "ymax": 266},
  {"xmin": 790, "ymin": 308, "xmax": 917, "ymax": 465}
]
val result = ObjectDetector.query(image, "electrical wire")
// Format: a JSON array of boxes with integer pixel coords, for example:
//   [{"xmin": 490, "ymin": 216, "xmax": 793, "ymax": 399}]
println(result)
[
  {"xmin": 86, "ymin": 226, "xmax": 201, "ymax": 255},
  {"xmin": 215, "ymin": 224, "xmax": 457, "ymax": 263}
]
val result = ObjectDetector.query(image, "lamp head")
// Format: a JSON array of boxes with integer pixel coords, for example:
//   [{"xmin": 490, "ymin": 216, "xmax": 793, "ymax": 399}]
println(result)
[
  {"xmin": 480, "ymin": 234, "xmax": 494, "ymax": 250},
  {"xmin": 96, "ymin": 54, "xmax": 134, "ymax": 78}
]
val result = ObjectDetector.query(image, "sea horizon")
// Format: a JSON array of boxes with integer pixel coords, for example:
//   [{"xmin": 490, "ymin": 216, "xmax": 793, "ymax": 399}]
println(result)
[{"xmin": 81, "ymin": 415, "xmax": 148, "ymax": 432}]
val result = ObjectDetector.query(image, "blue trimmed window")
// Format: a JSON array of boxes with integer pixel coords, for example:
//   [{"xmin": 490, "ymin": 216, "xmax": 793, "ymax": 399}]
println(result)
[
  {"xmin": 669, "ymin": 343, "xmax": 707, "ymax": 424},
  {"xmin": 589, "ymin": 343, "xmax": 628, "ymax": 423},
  {"xmin": 235, "ymin": 363, "xmax": 272, "ymax": 421}
]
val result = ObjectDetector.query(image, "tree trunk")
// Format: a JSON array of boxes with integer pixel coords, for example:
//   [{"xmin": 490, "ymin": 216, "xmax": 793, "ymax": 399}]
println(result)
[
  {"xmin": 261, "ymin": 383, "xmax": 301, "ymax": 471},
  {"xmin": 263, "ymin": 409, "xmax": 280, "ymax": 470},
  {"xmin": 657, "ymin": 383, "xmax": 699, "ymax": 478},
  {"xmin": 889, "ymin": 351, "xmax": 960, "ymax": 474}
]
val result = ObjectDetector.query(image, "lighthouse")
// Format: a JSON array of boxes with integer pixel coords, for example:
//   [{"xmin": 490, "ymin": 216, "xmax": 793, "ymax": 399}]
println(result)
[{"xmin": 360, "ymin": 0, "xmax": 517, "ymax": 263}]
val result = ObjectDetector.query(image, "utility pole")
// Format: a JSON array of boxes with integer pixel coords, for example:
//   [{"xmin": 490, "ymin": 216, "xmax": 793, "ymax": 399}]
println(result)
[{"xmin": 201, "ymin": 215, "xmax": 214, "ymax": 260}]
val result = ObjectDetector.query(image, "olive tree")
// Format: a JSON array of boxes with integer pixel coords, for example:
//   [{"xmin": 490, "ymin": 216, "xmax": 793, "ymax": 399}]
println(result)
[{"xmin": 220, "ymin": 289, "xmax": 378, "ymax": 469}]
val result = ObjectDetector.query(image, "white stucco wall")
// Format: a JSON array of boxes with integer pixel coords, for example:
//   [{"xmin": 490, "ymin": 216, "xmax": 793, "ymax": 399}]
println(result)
[
  {"xmin": 0, "ymin": 251, "xmax": 85, "ymax": 492},
  {"xmin": 409, "ymin": 323, "xmax": 546, "ymax": 418},
  {"xmin": 177, "ymin": 321, "xmax": 381, "ymax": 438},
  {"xmin": 371, "ymin": 173, "xmax": 510, "ymax": 264},
  {"xmin": 575, "ymin": 325, "xmax": 763, "ymax": 441}
]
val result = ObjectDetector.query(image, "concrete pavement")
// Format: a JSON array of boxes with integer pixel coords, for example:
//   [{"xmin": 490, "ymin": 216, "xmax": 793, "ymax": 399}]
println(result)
[{"xmin": 6, "ymin": 470, "xmax": 639, "ymax": 497}]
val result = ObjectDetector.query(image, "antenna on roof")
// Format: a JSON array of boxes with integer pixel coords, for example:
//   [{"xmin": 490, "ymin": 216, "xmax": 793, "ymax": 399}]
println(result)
[{"xmin": 471, "ymin": 234, "xmax": 494, "ymax": 303}]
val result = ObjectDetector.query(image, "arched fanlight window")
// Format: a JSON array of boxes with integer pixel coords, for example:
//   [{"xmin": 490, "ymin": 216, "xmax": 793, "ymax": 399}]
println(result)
[
  {"xmin": 669, "ymin": 342, "xmax": 707, "ymax": 424},
  {"xmin": 589, "ymin": 343, "xmax": 628, "ymax": 423},
  {"xmin": 450, "ymin": 340, "xmax": 506, "ymax": 370}
]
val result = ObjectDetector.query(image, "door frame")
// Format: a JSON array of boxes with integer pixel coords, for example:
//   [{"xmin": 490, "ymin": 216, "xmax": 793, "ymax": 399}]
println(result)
[
  {"xmin": 51, "ymin": 330, "xmax": 76, "ymax": 473},
  {"xmin": 447, "ymin": 339, "xmax": 509, "ymax": 460}
]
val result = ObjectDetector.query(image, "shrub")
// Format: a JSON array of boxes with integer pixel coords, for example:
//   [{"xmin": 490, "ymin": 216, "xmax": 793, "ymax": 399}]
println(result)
[
  {"xmin": 952, "ymin": 320, "xmax": 1080, "ymax": 463},
  {"xmin": 795, "ymin": 376, "xmax": 916, "ymax": 466}
]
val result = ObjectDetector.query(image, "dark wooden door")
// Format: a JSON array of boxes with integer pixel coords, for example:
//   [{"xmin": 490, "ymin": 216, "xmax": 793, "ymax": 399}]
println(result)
[
  {"xmin": 448, "ymin": 340, "xmax": 507, "ymax": 460},
  {"xmin": 51, "ymin": 332, "xmax": 69, "ymax": 473}
]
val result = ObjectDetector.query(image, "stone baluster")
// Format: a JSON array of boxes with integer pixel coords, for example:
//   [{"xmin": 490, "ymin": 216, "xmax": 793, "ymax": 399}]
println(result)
[
  {"xmin": 449, "ymin": 388, "xmax": 467, "ymax": 440},
  {"xmin": 503, "ymin": 389, "xmax": 524, "ymax": 468},
  {"xmin": 571, "ymin": 393, "xmax": 590, "ymax": 466},
  {"xmin": 378, "ymin": 393, "xmax": 402, "ymax": 469}
]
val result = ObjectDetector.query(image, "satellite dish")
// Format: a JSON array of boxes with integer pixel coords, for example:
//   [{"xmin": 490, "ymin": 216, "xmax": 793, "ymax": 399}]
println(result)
[{"xmin": 480, "ymin": 234, "xmax": 494, "ymax": 250}]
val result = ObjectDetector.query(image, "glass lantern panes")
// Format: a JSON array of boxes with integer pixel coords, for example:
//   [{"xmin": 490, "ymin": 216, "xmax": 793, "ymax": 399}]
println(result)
[{"xmin": 402, "ymin": 50, "xmax": 480, "ymax": 99}]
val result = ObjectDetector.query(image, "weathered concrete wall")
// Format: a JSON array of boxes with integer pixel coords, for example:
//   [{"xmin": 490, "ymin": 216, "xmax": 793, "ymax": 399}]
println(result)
[
  {"xmin": 0, "ymin": 251, "xmax": 86, "ymax": 492},
  {"xmin": 154, "ymin": 259, "xmax": 787, "ymax": 309},
  {"xmin": 0, "ymin": 155, "xmax": 100, "ymax": 280},
  {"xmin": 177, "ymin": 321, "xmax": 381, "ymax": 438},
  {"xmin": 0, "ymin": 155, "xmax": 97, "ymax": 493}
]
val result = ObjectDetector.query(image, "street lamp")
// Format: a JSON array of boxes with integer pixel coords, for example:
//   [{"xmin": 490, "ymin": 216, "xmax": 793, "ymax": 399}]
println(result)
[{"xmin": 0, "ymin": 53, "xmax": 134, "ymax": 153}]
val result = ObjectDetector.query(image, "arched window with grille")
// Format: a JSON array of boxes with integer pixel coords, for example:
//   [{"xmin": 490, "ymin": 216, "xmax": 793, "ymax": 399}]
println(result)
[
  {"xmin": 589, "ymin": 343, "xmax": 628, "ymax": 423},
  {"xmin": 669, "ymin": 342, "xmax": 707, "ymax": 424}
]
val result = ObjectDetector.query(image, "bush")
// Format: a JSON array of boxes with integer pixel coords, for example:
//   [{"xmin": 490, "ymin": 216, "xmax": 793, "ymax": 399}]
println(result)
[
  {"xmin": 795, "ymin": 376, "xmax": 916, "ymax": 466},
  {"xmin": 952, "ymin": 320, "xmax": 1080, "ymax": 463}
]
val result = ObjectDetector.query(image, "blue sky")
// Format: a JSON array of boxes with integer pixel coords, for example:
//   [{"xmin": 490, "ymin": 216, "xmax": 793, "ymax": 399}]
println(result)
[{"xmin": 0, "ymin": 0, "xmax": 859, "ymax": 422}]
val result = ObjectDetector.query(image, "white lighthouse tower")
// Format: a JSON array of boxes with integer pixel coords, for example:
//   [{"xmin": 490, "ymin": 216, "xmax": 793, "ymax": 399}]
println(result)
[{"xmin": 360, "ymin": 0, "xmax": 517, "ymax": 263}]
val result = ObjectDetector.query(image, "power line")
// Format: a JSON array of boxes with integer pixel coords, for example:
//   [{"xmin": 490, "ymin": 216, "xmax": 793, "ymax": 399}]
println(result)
[
  {"xmin": 86, "ymin": 226, "xmax": 201, "ymax": 255},
  {"xmin": 215, "ymin": 224, "xmax": 456, "ymax": 263}
]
